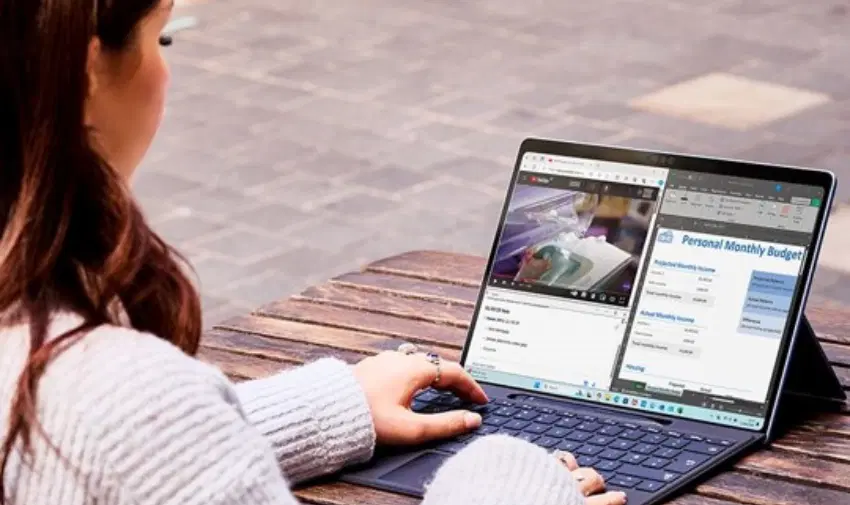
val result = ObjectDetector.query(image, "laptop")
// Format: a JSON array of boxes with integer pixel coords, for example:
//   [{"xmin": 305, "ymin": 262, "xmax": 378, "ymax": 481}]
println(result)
[{"xmin": 340, "ymin": 138, "xmax": 837, "ymax": 505}]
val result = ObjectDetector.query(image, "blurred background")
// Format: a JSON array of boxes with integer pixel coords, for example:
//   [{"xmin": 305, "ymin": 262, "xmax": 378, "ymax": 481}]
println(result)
[{"xmin": 137, "ymin": 0, "xmax": 850, "ymax": 325}]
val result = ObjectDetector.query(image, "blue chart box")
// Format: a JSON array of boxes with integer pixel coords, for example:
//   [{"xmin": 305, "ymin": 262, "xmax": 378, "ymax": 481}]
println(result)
[{"xmin": 737, "ymin": 271, "xmax": 796, "ymax": 338}]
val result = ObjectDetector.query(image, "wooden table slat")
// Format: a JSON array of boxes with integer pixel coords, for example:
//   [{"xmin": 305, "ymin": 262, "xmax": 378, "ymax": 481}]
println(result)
[
  {"xmin": 365, "ymin": 250, "xmax": 485, "ymax": 287},
  {"xmin": 332, "ymin": 271, "xmax": 478, "ymax": 307},
  {"xmin": 297, "ymin": 283, "xmax": 471, "ymax": 328},
  {"xmin": 255, "ymin": 299, "xmax": 467, "ymax": 350},
  {"xmin": 197, "ymin": 346, "xmax": 291, "ymax": 380},
  {"xmin": 737, "ymin": 449, "xmax": 850, "ymax": 493},
  {"xmin": 772, "ymin": 431, "xmax": 850, "ymax": 464},
  {"xmin": 204, "ymin": 327, "xmax": 367, "ymax": 365},
  {"xmin": 205, "ymin": 250, "xmax": 850, "ymax": 505},
  {"xmin": 218, "ymin": 314, "xmax": 461, "ymax": 361},
  {"xmin": 698, "ymin": 471, "xmax": 850, "ymax": 505}
]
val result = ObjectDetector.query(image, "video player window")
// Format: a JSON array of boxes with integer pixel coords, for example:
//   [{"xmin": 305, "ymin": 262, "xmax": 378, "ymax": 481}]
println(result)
[{"xmin": 490, "ymin": 173, "xmax": 659, "ymax": 306}]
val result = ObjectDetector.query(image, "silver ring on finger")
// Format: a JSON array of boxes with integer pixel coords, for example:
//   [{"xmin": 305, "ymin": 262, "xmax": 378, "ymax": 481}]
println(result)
[{"xmin": 397, "ymin": 342, "xmax": 419, "ymax": 355}]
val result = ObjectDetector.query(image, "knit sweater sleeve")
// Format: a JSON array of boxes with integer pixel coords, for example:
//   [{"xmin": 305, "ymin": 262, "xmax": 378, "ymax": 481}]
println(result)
[
  {"xmin": 229, "ymin": 358, "xmax": 376, "ymax": 484},
  {"xmin": 78, "ymin": 330, "xmax": 303, "ymax": 505},
  {"xmin": 423, "ymin": 435, "xmax": 587, "ymax": 505},
  {"xmin": 58, "ymin": 325, "xmax": 584, "ymax": 505}
]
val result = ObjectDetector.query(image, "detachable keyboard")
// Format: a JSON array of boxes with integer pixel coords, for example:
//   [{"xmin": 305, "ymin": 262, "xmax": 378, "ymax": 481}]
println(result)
[{"xmin": 412, "ymin": 389, "xmax": 735, "ymax": 495}]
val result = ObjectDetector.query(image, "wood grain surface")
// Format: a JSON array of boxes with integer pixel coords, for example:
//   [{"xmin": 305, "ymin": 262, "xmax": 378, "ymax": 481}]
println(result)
[{"xmin": 203, "ymin": 250, "xmax": 850, "ymax": 505}]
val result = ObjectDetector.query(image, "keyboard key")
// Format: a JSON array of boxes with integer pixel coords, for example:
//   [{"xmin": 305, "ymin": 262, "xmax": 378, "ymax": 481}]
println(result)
[
  {"xmin": 435, "ymin": 396, "xmax": 464, "ymax": 407},
  {"xmin": 534, "ymin": 414, "xmax": 560, "ymax": 425},
  {"xmin": 535, "ymin": 436, "xmax": 559, "ymax": 449},
  {"xmin": 666, "ymin": 431, "xmax": 683, "ymax": 438},
  {"xmin": 556, "ymin": 418, "xmax": 581, "ymax": 429},
  {"xmin": 577, "ymin": 456, "xmax": 599, "ymax": 467},
  {"xmin": 576, "ymin": 422, "xmax": 602, "ymax": 432},
  {"xmin": 653, "ymin": 447, "xmax": 680, "ymax": 459},
  {"xmin": 641, "ymin": 434, "xmax": 668, "ymax": 445},
  {"xmin": 520, "ymin": 404, "xmax": 539, "ymax": 411},
  {"xmin": 580, "ymin": 415, "xmax": 598, "ymax": 422},
  {"xmin": 662, "ymin": 438, "xmax": 689, "ymax": 449},
  {"xmin": 495, "ymin": 407, "xmax": 519, "ymax": 417},
  {"xmin": 621, "ymin": 453, "xmax": 648, "ymax": 464},
  {"xmin": 643, "ymin": 457, "xmax": 671, "ymax": 469},
  {"xmin": 685, "ymin": 434, "xmax": 704, "ymax": 442},
  {"xmin": 621, "ymin": 422, "xmax": 639, "ymax": 429},
  {"xmin": 483, "ymin": 416, "xmax": 509, "ymax": 427},
  {"xmin": 632, "ymin": 443, "xmax": 657, "ymax": 455},
  {"xmin": 416, "ymin": 390, "xmax": 440, "ymax": 402},
  {"xmin": 494, "ymin": 399, "xmax": 514, "ymax": 406},
  {"xmin": 637, "ymin": 480, "xmax": 666, "ymax": 492},
  {"xmin": 421, "ymin": 404, "xmax": 452, "ymax": 414},
  {"xmin": 576, "ymin": 444, "xmax": 604, "ymax": 456},
  {"xmin": 457, "ymin": 433, "xmax": 476, "ymax": 442},
  {"xmin": 600, "ymin": 471, "xmax": 616, "ymax": 482},
  {"xmin": 565, "ymin": 431, "xmax": 592, "ymax": 442},
  {"xmin": 609, "ymin": 440, "xmax": 636, "ymax": 451},
  {"xmin": 515, "ymin": 410, "xmax": 538, "ymax": 421},
  {"xmin": 476, "ymin": 425, "xmax": 498, "ymax": 435},
  {"xmin": 556, "ymin": 440, "xmax": 580, "ymax": 452},
  {"xmin": 619, "ymin": 429, "xmax": 644, "ymax": 440},
  {"xmin": 609, "ymin": 475, "xmax": 641, "ymax": 488},
  {"xmin": 497, "ymin": 428, "xmax": 519, "ymax": 437},
  {"xmin": 473, "ymin": 404, "xmax": 499, "ymax": 415},
  {"xmin": 590, "ymin": 435, "xmax": 614, "ymax": 446},
  {"xmin": 539, "ymin": 407, "xmax": 556, "ymax": 415},
  {"xmin": 516, "ymin": 433, "xmax": 539, "ymax": 443},
  {"xmin": 440, "ymin": 441, "xmax": 467, "ymax": 453},
  {"xmin": 642, "ymin": 426, "xmax": 661, "ymax": 434},
  {"xmin": 616, "ymin": 464, "xmax": 680, "ymax": 483},
  {"xmin": 686, "ymin": 442, "xmax": 724, "ymax": 456},
  {"xmin": 600, "ymin": 449, "xmax": 626, "ymax": 460},
  {"xmin": 546, "ymin": 427, "xmax": 572, "ymax": 439},
  {"xmin": 595, "ymin": 460, "xmax": 622, "ymax": 472},
  {"xmin": 524, "ymin": 423, "xmax": 550, "ymax": 435},
  {"xmin": 504, "ymin": 420, "xmax": 530, "ymax": 431},
  {"xmin": 707, "ymin": 438, "xmax": 733, "ymax": 447},
  {"xmin": 666, "ymin": 452, "xmax": 710, "ymax": 474},
  {"xmin": 601, "ymin": 418, "xmax": 619, "ymax": 426},
  {"xmin": 599, "ymin": 426, "xmax": 624, "ymax": 436},
  {"xmin": 411, "ymin": 400, "xmax": 429, "ymax": 412}
]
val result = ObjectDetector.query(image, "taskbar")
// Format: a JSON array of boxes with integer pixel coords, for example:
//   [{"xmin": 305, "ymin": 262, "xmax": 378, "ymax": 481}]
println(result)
[
  {"xmin": 611, "ymin": 379, "xmax": 767, "ymax": 419},
  {"xmin": 468, "ymin": 367, "xmax": 765, "ymax": 431}
]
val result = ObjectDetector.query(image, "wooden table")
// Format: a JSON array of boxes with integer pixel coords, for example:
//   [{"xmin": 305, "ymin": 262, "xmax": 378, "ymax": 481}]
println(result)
[{"xmin": 201, "ymin": 251, "xmax": 850, "ymax": 505}]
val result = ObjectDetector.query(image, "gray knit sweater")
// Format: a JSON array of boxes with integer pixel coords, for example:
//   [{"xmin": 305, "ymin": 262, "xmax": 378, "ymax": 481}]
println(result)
[{"xmin": 0, "ymin": 313, "xmax": 585, "ymax": 504}]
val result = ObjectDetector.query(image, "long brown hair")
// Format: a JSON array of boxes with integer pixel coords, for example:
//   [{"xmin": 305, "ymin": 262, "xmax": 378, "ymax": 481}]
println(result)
[{"xmin": 0, "ymin": 0, "xmax": 201, "ymax": 500}]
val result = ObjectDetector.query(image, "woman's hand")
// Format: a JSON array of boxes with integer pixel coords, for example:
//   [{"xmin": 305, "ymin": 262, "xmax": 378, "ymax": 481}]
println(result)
[
  {"xmin": 353, "ymin": 351, "xmax": 488, "ymax": 446},
  {"xmin": 555, "ymin": 451, "xmax": 628, "ymax": 505}
]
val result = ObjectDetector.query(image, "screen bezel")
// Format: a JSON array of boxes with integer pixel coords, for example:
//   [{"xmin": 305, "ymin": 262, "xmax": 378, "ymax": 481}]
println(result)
[{"xmin": 458, "ymin": 137, "xmax": 836, "ymax": 434}]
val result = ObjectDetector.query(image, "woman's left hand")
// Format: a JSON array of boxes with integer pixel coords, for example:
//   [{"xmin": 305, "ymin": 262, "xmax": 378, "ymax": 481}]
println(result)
[{"xmin": 353, "ymin": 351, "xmax": 489, "ymax": 446}]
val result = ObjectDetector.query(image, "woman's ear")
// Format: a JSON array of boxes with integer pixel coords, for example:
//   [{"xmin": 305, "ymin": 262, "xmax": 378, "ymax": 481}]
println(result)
[{"xmin": 84, "ymin": 37, "xmax": 103, "ymax": 125}]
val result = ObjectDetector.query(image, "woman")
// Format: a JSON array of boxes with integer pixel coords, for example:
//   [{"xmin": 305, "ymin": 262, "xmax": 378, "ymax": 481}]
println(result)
[{"xmin": 0, "ymin": 1, "xmax": 627, "ymax": 504}]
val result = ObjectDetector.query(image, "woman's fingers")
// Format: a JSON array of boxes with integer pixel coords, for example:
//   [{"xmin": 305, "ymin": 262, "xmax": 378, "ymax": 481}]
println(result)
[
  {"xmin": 392, "ymin": 409, "xmax": 482, "ymax": 445},
  {"xmin": 414, "ymin": 357, "xmax": 488, "ymax": 404},
  {"xmin": 586, "ymin": 491, "xmax": 628, "ymax": 505},
  {"xmin": 553, "ymin": 450, "xmax": 579, "ymax": 470},
  {"xmin": 572, "ymin": 467, "xmax": 606, "ymax": 497}
]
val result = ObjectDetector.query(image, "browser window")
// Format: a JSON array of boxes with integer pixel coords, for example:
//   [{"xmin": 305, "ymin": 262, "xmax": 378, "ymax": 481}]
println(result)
[{"xmin": 464, "ymin": 153, "xmax": 825, "ymax": 430}]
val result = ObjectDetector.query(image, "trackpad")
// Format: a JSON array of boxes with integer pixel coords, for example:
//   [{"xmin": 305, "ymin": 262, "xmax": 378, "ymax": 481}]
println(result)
[{"xmin": 378, "ymin": 451, "xmax": 449, "ymax": 493}]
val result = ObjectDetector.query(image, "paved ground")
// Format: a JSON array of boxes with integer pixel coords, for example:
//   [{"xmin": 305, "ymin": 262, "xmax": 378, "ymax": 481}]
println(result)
[{"xmin": 137, "ymin": 0, "xmax": 850, "ymax": 325}]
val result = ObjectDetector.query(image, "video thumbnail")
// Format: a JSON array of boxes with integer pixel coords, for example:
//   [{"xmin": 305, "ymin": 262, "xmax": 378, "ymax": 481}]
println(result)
[{"xmin": 491, "ymin": 183, "xmax": 657, "ymax": 297}]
